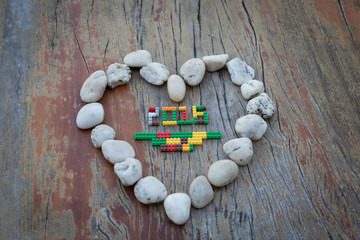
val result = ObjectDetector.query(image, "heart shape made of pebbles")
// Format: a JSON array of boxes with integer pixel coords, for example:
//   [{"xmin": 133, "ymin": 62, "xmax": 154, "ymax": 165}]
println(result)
[{"xmin": 76, "ymin": 50, "xmax": 276, "ymax": 225}]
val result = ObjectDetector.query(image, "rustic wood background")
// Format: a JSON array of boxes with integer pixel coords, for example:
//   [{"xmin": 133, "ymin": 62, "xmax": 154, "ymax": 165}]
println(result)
[{"xmin": 1, "ymin": 0, "xmax": 359, "ymax": 239}]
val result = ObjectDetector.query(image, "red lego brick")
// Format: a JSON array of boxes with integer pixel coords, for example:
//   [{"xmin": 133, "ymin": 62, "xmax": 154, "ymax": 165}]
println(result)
[
  {"xmin": 203, "ymin": 106, "xmax": 207, "ymax": 110},
  {"xmin": 168, "ymin": 144, "xmax": 175, "ymax": 152},
  {"xmin": 149, "ymin": 107, "xmax": 156, "ymax": 112},
  {"xmin": 152, "ymin": 122, "xmax": 159, "ymax": 126},
  {"xmin": 157, "ymin": 132, "xmax": 171, "ymax": 138},
  {"xmin": 182, "ymin": 111, "xmax": 187, "ymax": 120}
]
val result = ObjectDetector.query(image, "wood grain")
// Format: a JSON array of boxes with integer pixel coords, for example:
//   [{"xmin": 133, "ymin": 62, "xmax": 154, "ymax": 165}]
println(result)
[{"xmin": 0, "ymin": 0, "xmax": 359, "ymax": 239}]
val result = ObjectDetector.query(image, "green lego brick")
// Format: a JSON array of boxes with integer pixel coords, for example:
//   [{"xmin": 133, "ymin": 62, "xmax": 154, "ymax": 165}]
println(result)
[
  {"xmin": 170, "ymin": 132, "xmax": 193, "ymax": 138},
  {"xmin": 190, "ymin": 144, "xmax": 194, "ymax": 151},
  {"xmin": 135, "ymin": 132, "xmax": 157, "ymax": 140},
  {"xmin": 206, "ymin": 131, "xmax": 221, "ymax": 139},
  {"xmin": 194, "ymin": 117, "xmax": 198, "ymax": 124},
  {"xmin": 178, "ymin": 120, "xmax": 192, "ymax": 125},
  {"xmin": 152, "ymin": 138, "xmax": 167, "ymax": 146},
  {"xmin": 204, "ymin": 120, "xmax": 208, "ymax": 125},
  {"xmin": 196, "ymin": 106, "xmax": 203, "ymax": 111},
  {"xmin": 172, "ymin": 110, "xmax": 177, "ymax": 121}
]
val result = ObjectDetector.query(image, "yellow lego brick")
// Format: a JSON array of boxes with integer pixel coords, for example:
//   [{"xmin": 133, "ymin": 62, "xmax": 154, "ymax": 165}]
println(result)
[
  {"xmin": 188, "ymin": 138, "xmax": 202, "ymax": 145},
  {"xmin": 193, "ymin": 132, "xmax": 207, "ymax": 139},
  {"xmin": 196, "ymin": 112, "xmax": 204, "ymax": 117},
  {"xmin": 183, "ymin": 147, "xmax": 190, "ymax": 152},
  {"xmin": 163, "ymin": 121, "xmax": 170, "ymax": 125},
  {"xmin": 166, "ymin": 138, "xmax": 181, "ymax": 144},
  {"xmin": 169, "ymin": 121, "xmax": 177, "ymax": 126}
]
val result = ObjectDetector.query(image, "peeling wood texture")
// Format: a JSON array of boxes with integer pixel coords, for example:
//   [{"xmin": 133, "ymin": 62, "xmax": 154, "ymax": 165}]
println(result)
[{"xmin": 1, "ymin": 0, "xmax": 360, "ymax": 239}]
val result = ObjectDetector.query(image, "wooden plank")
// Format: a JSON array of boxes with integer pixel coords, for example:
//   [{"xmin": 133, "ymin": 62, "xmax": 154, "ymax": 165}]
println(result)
[{"xmin": 0, "ymin": 0, "xmax": 359, "ymax": 239}]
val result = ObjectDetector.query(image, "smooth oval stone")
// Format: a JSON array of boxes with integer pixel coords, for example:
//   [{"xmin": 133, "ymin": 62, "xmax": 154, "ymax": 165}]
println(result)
[
  {"xmin": 91, "ymin": 124, "xmax": 116, "ymax": 148},
  {"xmin": 241, "ymin": 80, "xmax": 264, "ymax": 100},
  {"xmin": 226, "ymin": 58, "xmax": 255, "ymax": 86},
  {"xmin": 76, "ymin": 102, "xmax": 104, "ymax": 129},
  {"xmin": 134, "ymin": 176, "xmax": 167, "ymax": 204},
  {"xmin": 180, "ymin": 58, "xmax": 206, "ymax": 86},
  {"xmin": 164, "ymin": 193, "xmax": 191, "ymax": 225},
  {"xmin": 246, "ymin": 93, "xmax": 275, "ymax": 119},
  {"xmin": 202, "ymin": 54, "xmax": 229, "ymax": 72},
  {"xmin": 101, "ymin": 140, "xmax": 135, "ymax": 164},
  {"xmin": 235, "ymin": 114, "xmax": 267, "ymax": 140},
  {"xmin": 189, "ymin": 176, "xmax": 214, "ymax": 208},
  {"xmin": 140, "ymin": 62, "xmax": 170, "ymax": 85},
  {"xmin": 223, "ymin": 138, "xmax": 253, "ymax": 165},
  {"xmin": 167, "ymin": 75, "xmax": 186, "ymax": 102},
  {"xmin": 80, "ymin": 70, "xmax": 107, "ymax": 103},
  {"xmin": 207, "ymin": 160, "xmax": 238, "ymax": 187},
  {"xmin": 123, "ymin": 50, "xmax": 152, "ymax": 67},
  {"xmin": 106, "ymin": 63, "xmax": 131, "ymax": 89},
  {"xmin": 114, "ymin": 157, "xmax": 142, "ymax": 186}
]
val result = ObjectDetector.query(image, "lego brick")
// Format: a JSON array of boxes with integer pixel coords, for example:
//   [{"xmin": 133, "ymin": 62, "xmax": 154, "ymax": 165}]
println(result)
[
  {"xmin": 163, "ymin": 121, "xmax": 177, "ymax": 126},
  {"xmin": 152, "ymin": 138, "xmax": 167, "ymax": 146},
  {"xmin": 196, "ymin": 112, "xmax": 204, "ymax": 117},
  {"xmin": 171, "ymin": 132, "xmax": 193, "ymax": 138},
  {"xmin": 193, "ymin": 132, "xmax": 207, "ymax": 139},
  {"xmin": 206, "ymin": 131, "xmax": 221, "ymax": 139},
  {"xmin": 196, "ymin": 106, "xmax": 203, "ymax": 111},
  {"xmin": 152, "ymin": 122, "xmax": 160, "ymax": 126},
  {"xmin": 149, "ymin": 112, "xmax": 156, "ymax": 117},
  {"xmin": 197, "ymin": 120, "xmax": 205, "ymax": 124},
  {"xmin": 177, "ymin": 120, "xmax": 192, "ymax": 125},
  {"xmin": 157, "ymin": 132, "xmax": 171, "ymax": 138},
  {"xmin": 166, "ymin": 138, "xmax": 181, "ymax": 145},
  {"xmin": 181, "ymin": 138, "xmax": 188, "ymax": 144},
  {"xmin": 188, "ymin": 138, "xmax": 202, "ymax": 145},
  {"xmin": 149, "ymin": 107, "xmax": 156, "ymax": 112},
  {"xmin": 135, "ymin": 132, "xmax": 157, "ymax": 140},
  {"xmin": 172, "ymin": 110, "xmax": 177, "ymax": 121},
  {"xmin": 190, "ymin": 144, "xmax": 194, "ymax": 151},
  {"xmin": 160, "ymin": 145, "xmax": 168, "ymax": 152},
  {"xmin": 155, "ymin": 107, "xmax": 159, "ymax": 116},
  {"xmin": 175, "ymin": 144, "xmax": 183, "ymax": 152},
  {"xmin": 168, "ymin": 144, "xmax": 175, "ymax": 152}
]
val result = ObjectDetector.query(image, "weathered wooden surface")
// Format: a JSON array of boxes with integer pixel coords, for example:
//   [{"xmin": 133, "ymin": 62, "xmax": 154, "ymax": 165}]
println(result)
[{"xmin": 1, "ymin": 0, "xmax": 359, "ymax": 239}]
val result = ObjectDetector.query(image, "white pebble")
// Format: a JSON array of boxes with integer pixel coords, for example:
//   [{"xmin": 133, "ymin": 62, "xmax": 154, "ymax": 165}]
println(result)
[
  {"xmin": 223, "ymin": 138, "xmax": 253, "ymax": 165},
  {"xmin": 241, "ymin": 80, "xmax": 264, "ymax": 100},
  {"xmin": 180, "ymin": 58, "xmax": 206, "ymax": 86},
  {"xmin": 76, "ymin": 102, "xmax": 104, "ymax": 129},
  {"xmin": 226, "ymin": 58, "xmax": 255, "ymax": 86},
  {"xmin": 106, "ymin": 63, "xmax": 131, "ymax": 89},
  {"xmin": 189, "ymin": 176, "xmax": 214, "ymax": 208},
  {"xmin": 101, "ymin": 140, "xmax": 135, "ymax": 164},
  {"xmin": 202, "ymin": 54, "xmax": 229, "ymax": 72},
  {"xmin": 91, "ymin": 124, "xmax": 115, "ymax": 148},
  {"xmin": 164, "ymin": 193, "xmax": 191, "ymax": 225},
  {"xmin": 114, "ymin": 157, "xmax": 142, "ymax": 186},
  {"xmin": 246, "ymin": 93, "xmax": 275, "ymax": 118},
  {"xmin": 207, "ymin": 160, "xmax": 238, "ymax": 187},
  {"xmin": 80, "ymin": 70, "xmax": 107, "ymax": 103},
  {"xmin": 167, "ymin": 75, "xmax": 186, "ymax": 102},
  {"xmin": 140, "ymin": 62, "xmax": 170, "ymax": 85},
  {"xmin": 123, "ymin": 50, "xmax": 152, "ymax": 67},
  {"xmin": 235, "ymin": 114, "xmax": 267, "ymax": 140},
  {"xmin": 134, "ymin": 176, "xmax": 167, "ymax": 204}
]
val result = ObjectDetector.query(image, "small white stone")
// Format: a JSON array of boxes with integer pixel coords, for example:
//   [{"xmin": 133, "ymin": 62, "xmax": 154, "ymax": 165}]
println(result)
[
  {"xmin": 106, "ymin": 63, "xmax": 131, "ymax": 89},
  {"xmin": 180, "ymin": 58, "xmax": 206, "ymax": 86},
  {"xmin": 167, "ymin": 75, "xmax": 186, "ymax": 102},
  {"xmin": 140, "ymin": 62, "xmax": 170, "ymax": 85},
  {"xmin": 202, "ymin": 54, "xmax": 230, "ymax": 72},
  {"xmin": 80, "ymin": 70, "xmax": 107, "ymax": 103},
  {"xmin": 226, "ymin": 58, "xmax": 255, "ymax": 86},
  {"xmin": 235, "ymin": 114, "xmax": 267, "ymax": 140},
  {"xmin": 189, "ymin": 176, "xmax": 214, "ymax": 208},
  {"xmin": 91, "ymin": 124, "xmax": 115, "ymax": 148},
  {"xmin": 101, "ymin": 140, "xmax": 135, "ymax": 164},
  {"xmin": 207, "ymin": 160, "xmax": 238, "ymax": 187},
  {"xmin": 223, "ymin": 138, "xmax": 253, "ymax": 165},
  {"xmin": 114, "ymin": 157, "xmax": 142, "ymax": 186},
  {"xmin": 246, "ymin": 93, "xmax": 275, "ymax": 119},
  {"xmin": 76, "ymin": 103, "xmax": 104, "ymax": 129},
  {"xmin": 164, "ymin": 193, "xmax": 191, "ymax": 225},
  {"xmin": 134, "ymin": 176, "xmax": 167, "ymax": 204},
  {"xmin": 123, "ymin": 50, "xmax": 152, "ymax": 67},
  {"xmin": 241, "ymin": 80, "xmax": 264, "ymax": 100}
]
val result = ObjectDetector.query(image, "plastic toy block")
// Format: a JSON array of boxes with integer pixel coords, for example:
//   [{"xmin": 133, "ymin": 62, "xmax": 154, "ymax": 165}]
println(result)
[
  {"xmin": 182, "ymin": 111, "xmax": 187, "ymax": 120},
  {"xmin": 197, "ymin": 120, "xmax": 205, "ymax": 124},
  {"xmin": 181, "ymin": 138, "xmax": 188, "ymax": 144},
  {"xmin": 175, "ymin": 144, "xmax": 183, "ymax": 152},
  {"xmin": 155, "ymin": 107, "xmax": 159, "ymax": 116},
  {"xmin": 160, "ymin": 145, "xmax": 168, "ymax": 152},
  {"xmin": 178, "ymin": 120, "xmax": 192, "ymax": 125},
  {"xmin": 179, "ymin": 106, "xmax": 186, "ymax": 111},
  {"xmin": 196, "ymin": 106, "xmax": 203, "ymax": 111},
  {"xmin": 206, "ymin": 131, "xmax": 221, "ymax": 139},
  {"xmin": 190, "ymin": 144, "xmax": 194, "ymax": 151},
  {"xmin": 188, "ymin": 138, "xmax": 202, "ymax": 145},
  {"xmin": 171, "ymin": 132, "xmax": 193, "ymax": 138},
  {"xmin": 163, "ymin": 121, "xmax": 177, "ymax": 126},
  {"xmin": 193, "ymin": 132, "xmax": 207, "ymax": 139},
  {"xmin": 135, "ymin": 132, "xmax": 157, "ymax": 140},
  {"xmin": 194, "ymin": 117, "xmax": 198, "ymax": 124},
  {"xmin": 157, "ymin": 132, "xmax": 171, "ymax": 138},
  {"xmin": 168, "ymin": 144, "xmax": 176, "ymax": 152},
  {"xmin": 182, "ymin": 147, "xmax": 190, "ymax": 152},
  {"xmin": 166, "ymin": 138, "xmax": 181, "ymax": 145},
  {"xmin": 204, "ymin": 120, "xmax": 208, "ymax": 125},
  {"xmin": 172, "ymin": 110, "xmax": 177, "ymax": 121},
  {"xmin": 152, "ymin": 122, "xmax": 159, "ymax": 126},
  {"xmin": 149, "ymin": 112, "xmax": 156, "ymax": 117},
  {"xmin": 152, "ymin": 138, "xmax": 167, "ymax": 146},
  {"xmin": 196, "ymin": 112, "xmax": 204, "ymax": 117},
  {"xmin": 149, "ymin": 107, "xmax": 156, "ymax": 112}
]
